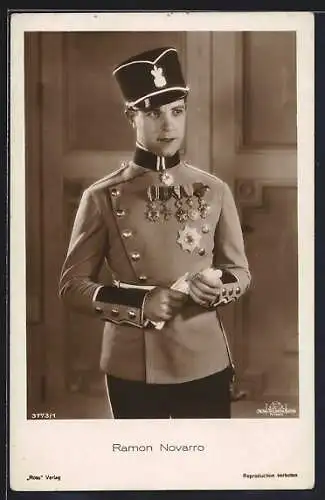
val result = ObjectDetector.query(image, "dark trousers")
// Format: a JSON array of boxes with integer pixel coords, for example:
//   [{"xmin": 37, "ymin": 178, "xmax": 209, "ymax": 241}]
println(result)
[{"xmin": 106, "ymin": 367, "xmax": 232, "ymax": 419}]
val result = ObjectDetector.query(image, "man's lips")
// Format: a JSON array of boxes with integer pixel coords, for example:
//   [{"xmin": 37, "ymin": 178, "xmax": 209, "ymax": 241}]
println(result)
[{"xmin": 158, "ymin": 138, "xmax": 176, "ymax": 142}]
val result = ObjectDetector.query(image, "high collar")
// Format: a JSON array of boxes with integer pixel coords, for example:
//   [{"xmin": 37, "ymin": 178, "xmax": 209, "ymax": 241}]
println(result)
[{"xmin": 133, "ymin": 145, "xmax": 180, "ymax": 172}]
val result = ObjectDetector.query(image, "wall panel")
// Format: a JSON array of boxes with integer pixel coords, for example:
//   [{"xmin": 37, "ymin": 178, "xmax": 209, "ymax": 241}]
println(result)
[{"xmin": 242, "ymin": 32, "xmax": 297, "ymax": 148}]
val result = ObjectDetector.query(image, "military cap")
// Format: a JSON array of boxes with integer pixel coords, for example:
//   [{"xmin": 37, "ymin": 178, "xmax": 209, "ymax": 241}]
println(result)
[{"xmin": 113, "ymin": 47, "xmax": 189, "ymax": 109}]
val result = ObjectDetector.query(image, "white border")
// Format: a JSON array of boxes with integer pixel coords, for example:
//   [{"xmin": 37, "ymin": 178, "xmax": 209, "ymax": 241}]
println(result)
[{"xmin": 10, "ymin": 11, "xmax": 314, "ymax": 491}]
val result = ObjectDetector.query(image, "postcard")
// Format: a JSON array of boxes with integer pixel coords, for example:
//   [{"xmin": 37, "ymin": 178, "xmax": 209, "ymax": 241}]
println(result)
[{"xmin": 10, "ymin": 10, "xmax": 314, "ymax": 491}]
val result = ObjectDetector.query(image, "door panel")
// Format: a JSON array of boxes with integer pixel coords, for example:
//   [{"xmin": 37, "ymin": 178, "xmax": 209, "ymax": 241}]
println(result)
[
  {"xmin": 239, "ymin": 183, "xmax": 298, "ymax": 401},
  {"xmin": 63, "ymin": 32, "xmax": 186, "ymax": 152},
  {"xmin": 242, "ymin": 32, "xmax": 297, "ymax": 147},
  {"xmin": 211, "ymin": 32, "xmax": 298, "ymax": 405}
]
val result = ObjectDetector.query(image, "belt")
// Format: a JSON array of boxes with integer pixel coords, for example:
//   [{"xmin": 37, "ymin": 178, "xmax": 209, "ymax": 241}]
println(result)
[{"xmin": 112, "ymin": 279, "xmax": 155, "ymax": 291}]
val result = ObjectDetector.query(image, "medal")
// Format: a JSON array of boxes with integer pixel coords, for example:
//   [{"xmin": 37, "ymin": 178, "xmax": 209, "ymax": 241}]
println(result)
[
  {"xmin": 145, "ymin": 186, "xmax": 161, "ymax": 222},
  {"xmin": 145, "ymin": 185, "xmax": 174, "ymax": 222},
  {"xmin": 173, "ymin": 186, "xmax": 188, "ymax": 223},
  {"xmin": 159, "ymin": 186, "xmax": 173, "ymax": 221},
  {"xmin": 182, "ymin": 184, "xmax": 200, "ymax": 221},
  {"xmin": 186, "ymin": 196, "xmax": 200, "ymax": 220},
  {"xmin": 175, "ymin": 207, "xmax": 188, "ymax": 223},
  {"xmin": 188, "ymin": 208, "xmax": 200, "ymax": 221},
  {"xmin": 159, "ymin": 171, "xmax": 174, "ymax": 186},
  {"xmin": 160, "ymin": 203, "xmax": 172, "ymax": 221},
  {"xmin": 175, "ymin": 198, "xmax": 188, "ymax": 223},
  {"xmin": 198, "ymin": 199, "xmax": 211, "ymax": 219},
  {"xmin": 157, "ymin": 156, "xmax": 174, "ymax": 186},
  {"xmin": 176, "ymin": 225, "xmax": 202, "ymax": 253},
  {"xmin": 193, "ymin": 183, "xmax": 211, "ymax": 220},
  {"xmin": 145, "ymin": 202, "xmax": 160, "ymax": 222}
]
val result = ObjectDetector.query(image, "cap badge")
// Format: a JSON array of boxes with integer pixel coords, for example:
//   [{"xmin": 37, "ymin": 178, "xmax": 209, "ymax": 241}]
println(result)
[{"xmin": 151, "ymin": 65, "xmax": 167, "ymax": 88}]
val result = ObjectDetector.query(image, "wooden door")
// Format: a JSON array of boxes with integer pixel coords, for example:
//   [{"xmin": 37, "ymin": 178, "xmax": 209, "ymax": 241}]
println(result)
[{"xmin": 211, "ymin": 32, "xmax": 298, "ymax": 405}]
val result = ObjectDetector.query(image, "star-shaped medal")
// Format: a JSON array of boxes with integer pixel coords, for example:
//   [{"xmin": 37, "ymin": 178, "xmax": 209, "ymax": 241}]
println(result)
[{"xmin": 176, "ymin": 226, "xmax": 202, "ymax": 253}]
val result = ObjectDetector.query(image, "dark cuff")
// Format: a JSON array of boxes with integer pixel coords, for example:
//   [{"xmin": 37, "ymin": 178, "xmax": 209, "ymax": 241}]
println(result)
[
  {"xmin": 93, "ymin": 286, "xmax": 149, "ymax": 328},
  {"xmin": 211, "ymin": 270, "xmax": 241, "ymax": 307},
  {"xmin": 96, "ymin": 285, "xmax": 148, "ymax": 308}
]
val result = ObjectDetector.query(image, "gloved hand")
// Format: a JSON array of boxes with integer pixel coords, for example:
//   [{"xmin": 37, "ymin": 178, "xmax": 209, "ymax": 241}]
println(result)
[
  {"xmin": 143, "ymin": 287, "xmax": 188, "ymax": 323},
  {"xmin": 188, "ymin": 268, "xmax": 223, "ymax": 307}
]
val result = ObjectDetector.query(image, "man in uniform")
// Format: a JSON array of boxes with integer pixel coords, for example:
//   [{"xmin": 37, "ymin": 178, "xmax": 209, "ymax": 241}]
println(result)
[{"xmin": 59, "ymin": 47, "xmax": 251, "ymax": 419}]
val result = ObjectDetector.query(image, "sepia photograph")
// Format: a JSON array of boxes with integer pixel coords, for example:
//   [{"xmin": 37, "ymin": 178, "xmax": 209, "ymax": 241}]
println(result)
[
  {"xmin": 10, "ymin": 11, "xmax": 314, "ymax": 491},
  {"xmin": 25, "ymin": 28, "xmax": 299, "ymax": 420}
]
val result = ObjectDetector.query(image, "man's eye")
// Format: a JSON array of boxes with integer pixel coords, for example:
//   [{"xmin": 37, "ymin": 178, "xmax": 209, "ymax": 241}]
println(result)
[
  {"xmin": 147, "ymin": 110, "xmax": 160, "ymax": 118},
  {"xmin": 172, "ymin": 108, "xmax": 185, "ymax": 116}
]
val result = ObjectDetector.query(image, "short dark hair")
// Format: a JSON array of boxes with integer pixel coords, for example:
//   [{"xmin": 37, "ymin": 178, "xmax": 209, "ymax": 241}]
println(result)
[{"xmin": 124, "ymin": 95, "xmax": 187, "ymax": 119}]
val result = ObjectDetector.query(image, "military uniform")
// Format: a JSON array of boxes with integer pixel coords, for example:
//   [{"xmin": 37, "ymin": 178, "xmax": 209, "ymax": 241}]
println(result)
[{"xmin": 59, "ymin": 47, "xmax": 251, "ymax": 418}]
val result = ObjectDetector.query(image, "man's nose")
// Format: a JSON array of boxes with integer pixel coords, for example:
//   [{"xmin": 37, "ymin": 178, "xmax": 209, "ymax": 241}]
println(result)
[{"xmin": 161, "ymin": 112, "xmax": 174, "ymax": 130}]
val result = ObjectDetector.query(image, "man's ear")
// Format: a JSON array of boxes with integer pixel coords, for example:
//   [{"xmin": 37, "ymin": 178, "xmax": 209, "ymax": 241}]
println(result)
[{"xmin": 125, "ymin": 106, "xmax": 137, "ymax": 128}]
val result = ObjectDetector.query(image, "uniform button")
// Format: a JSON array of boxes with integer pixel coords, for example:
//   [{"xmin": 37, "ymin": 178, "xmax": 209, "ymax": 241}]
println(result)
[
  {"xmin": 95, "ymin": 307, "xmax": 102, "ymax": 313},
  {"xmin": 236, "ymin": 287, "xmax": 241, "ymax": 294},
  {"xmin": 122, "ymin": 229, "xmax": 133, "ymax": 238},
  {"xmin": 198, "ymin": 248, "xmax": 206, "ymax": 256},
  {"xmin": 111, "ymin": 188, "xmax": 121, "ymax": 197},
  {"xmin": 201, "ymin": 224, "xmax": 210, "ymax": 234},
  {"xmin": 116, "ymin": 209, "xmax": 126, "ymax": 217},
  {"xmin": 111, "ymin": 308, "xmax": 119, "ymax": 317},
  {"xmin": 138, "ymin": 275, "xmax": 147, "ymax": 282},
  {"xmin": 228, "ymin": 289, "xmax": 234, "ymax": 296},
  {"xmin": 131, "ymin": 252, "xmax": 140, "ymax": 261},
  {"xmin": 128, "ymin": 310, "xmax": 137, "ymax": 319},
  {"xmin": 222, "ymin": 288, "xmax": 227, "ymax": 296}
]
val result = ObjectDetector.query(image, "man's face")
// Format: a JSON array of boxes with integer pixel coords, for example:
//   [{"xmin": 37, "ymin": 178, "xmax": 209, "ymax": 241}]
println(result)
[{"xmin": 132, "ymin": 98, "xmax": 186, "ymax": 157}]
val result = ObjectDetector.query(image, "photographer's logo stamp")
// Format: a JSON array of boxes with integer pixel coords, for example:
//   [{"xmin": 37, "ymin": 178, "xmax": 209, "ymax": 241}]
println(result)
[{"xmin": 256, "ymin": 401, "xmax": 297, "ymax": 417}]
